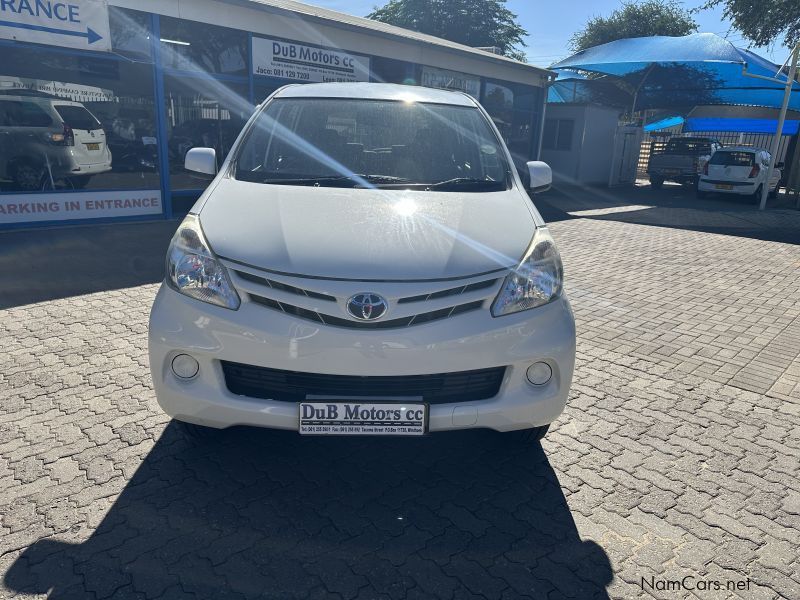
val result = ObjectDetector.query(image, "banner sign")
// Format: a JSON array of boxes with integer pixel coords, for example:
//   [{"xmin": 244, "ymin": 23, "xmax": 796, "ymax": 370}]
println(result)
[
  {"xmin": 252, "ymin": 37, "xmax": 370, "ymax": 83},
  {"xmin": 0, "ymin": 0, "xmax": 111, "ymax": 52},
  {"xmin": 421, "ymin": 66, "xmax": 481, "ymax": 98},
  {"xmin": 0, "ymin": 190, "xmax": 161, "ymax": 224},
  {"xmin": 0, "ymin": 76, "xmax": 115, "ymax": 102}
]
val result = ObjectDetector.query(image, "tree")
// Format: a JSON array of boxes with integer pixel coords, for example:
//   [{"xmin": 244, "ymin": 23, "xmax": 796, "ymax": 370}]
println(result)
[
  {"xmin": 701, "ymin": 0, "xmax": 799, "ymax": 48},
  {"xmin": 570, "ymin": 0, "xmax": 698, "ymax": 52},
  {"xmin": 367, "ymin": 0, "xmax": 528, "ymax": 61}
]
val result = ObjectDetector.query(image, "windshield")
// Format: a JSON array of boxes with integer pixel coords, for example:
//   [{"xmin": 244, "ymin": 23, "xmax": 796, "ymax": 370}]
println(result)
[
  {"xmin": 665, "ymin": 139, "xmax": 711, "ymax": 154},
  {"xmin": 54, "ymin": 104, "xmax": 102, "ymax": 131},
  {"xmin": 234, "ymin": 98, "xmax": 511, "ymax": 191},
  {"xmin": 709, "ymin": 151, "xmax": 754, "ymax": 166}
]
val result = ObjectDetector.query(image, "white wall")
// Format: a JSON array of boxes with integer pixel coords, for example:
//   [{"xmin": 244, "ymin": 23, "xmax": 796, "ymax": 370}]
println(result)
[
  {"xmin": 541, "ymin": 104, "xmax": 622, "ymax": 185},
  {"xmin": 540, "ymin": 104, "xmax": 585, "ymax": 182}
]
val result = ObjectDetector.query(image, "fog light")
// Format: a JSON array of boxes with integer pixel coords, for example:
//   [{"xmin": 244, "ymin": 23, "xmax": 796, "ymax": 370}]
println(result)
[
  {"xmin": 526, "ymin": 362, "xmax": 552, "ymax": 386},
  {"xmin": 172, "ymin": 354, "xmax": 199, "ymax": 379}
]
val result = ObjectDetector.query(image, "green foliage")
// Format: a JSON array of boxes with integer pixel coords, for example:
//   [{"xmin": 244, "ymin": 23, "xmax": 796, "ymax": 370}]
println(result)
[
  {"xmin": 570, "ymin": 0, "xmax": 698, "ymax": 52},
  {"xmin": 367, "ymin": 0, "xmax": 528, "ymax": 61},
  {"xmin": 701, "ymin": 0, "xmax": 799, "ymax": 48}
]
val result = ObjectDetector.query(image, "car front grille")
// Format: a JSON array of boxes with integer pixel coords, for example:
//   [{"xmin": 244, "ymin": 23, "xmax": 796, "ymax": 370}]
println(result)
[
  {"xmin": 249, "ymin": 293, "xmax": 483, "ymax": 329},
  {"xmin": 230, "ymin": 268, "xmax": 500, "ymax": 329},
  {"xmin": 221, "ymin": 361, "xmax": 506, "ymax": 404}
]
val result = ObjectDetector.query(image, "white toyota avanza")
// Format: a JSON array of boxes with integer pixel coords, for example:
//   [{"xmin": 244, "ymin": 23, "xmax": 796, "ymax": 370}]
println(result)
[{"xmin": 148, "ymin": 83, "xmax": 576, "ymax": 443}]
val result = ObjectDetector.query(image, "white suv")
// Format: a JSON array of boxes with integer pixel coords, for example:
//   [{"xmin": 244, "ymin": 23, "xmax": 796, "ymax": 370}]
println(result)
[
  {"xmin": 148, "ymin": 83, "xmax": 575, "ymax": 443},
  {"xmin": 0, "ymin": 93, "xmax": 112, "ymax": 190}
]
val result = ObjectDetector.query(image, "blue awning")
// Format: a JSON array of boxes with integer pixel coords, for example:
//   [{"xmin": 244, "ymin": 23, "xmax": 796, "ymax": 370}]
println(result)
[
  {"xmin": 685, "ymin": 117, "xmax": 800, "ymax": 134},
  {"xmin": 644, "ymin": 115, "xmax": 684, "ymax": 131},
  {"xmin": 550, "ymin": 33, "xmax": 800, "ymax": 111}
]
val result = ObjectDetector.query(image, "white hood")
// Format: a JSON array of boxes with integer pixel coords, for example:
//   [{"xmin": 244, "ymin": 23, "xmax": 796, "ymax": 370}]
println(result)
[{"xmin": 198, "ymin": 179, "xmax": 536, "ymax": 281}]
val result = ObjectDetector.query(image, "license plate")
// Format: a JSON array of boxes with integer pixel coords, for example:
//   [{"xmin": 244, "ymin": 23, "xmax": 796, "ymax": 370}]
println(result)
[
  {"xmin": 85, "ymin": 143, "xmax": 100, "ymax": 150},
  {"xmin": 663, "ymin": 169, "xmax": 679, "ymax": 175},
  {"xmin": 299, "ymin": 401, "xmax": 426, "ymax": 436},
  {"xmin": 715, "ymin": 184, "xmax": 733, "ymax": 190}
]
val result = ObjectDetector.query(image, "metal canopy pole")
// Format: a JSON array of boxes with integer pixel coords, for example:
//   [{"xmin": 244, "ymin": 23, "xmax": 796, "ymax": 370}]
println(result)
[{"xmin": 758, "ymin": 43, "xmax": 799, "ymax": 210}]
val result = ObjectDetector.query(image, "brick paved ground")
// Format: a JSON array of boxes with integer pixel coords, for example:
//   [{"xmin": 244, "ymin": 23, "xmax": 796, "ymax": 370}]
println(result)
[{"xmin": 1, "ymin": 186, "xmax": 799, "ymax": 599}]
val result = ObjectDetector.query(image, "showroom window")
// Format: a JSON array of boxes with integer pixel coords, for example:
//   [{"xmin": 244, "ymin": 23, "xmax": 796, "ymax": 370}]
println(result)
[
  {"xmin": 164, "ymin": 76, "xmax": 251, "ymax": 191},
  {"xmin": 159, "ymin": 17, "xmax": 249, "ymax": 76},
  {"xmin": 109, "ymin": 7, "xmax": 153, "ymax": 62},
  {"xmin": 482, "ymin": 80, "xmax": 542, "ymax": 166},
  {"xmin": 0, "ymin": 45, "xmax": 159, "ymax": 194}
]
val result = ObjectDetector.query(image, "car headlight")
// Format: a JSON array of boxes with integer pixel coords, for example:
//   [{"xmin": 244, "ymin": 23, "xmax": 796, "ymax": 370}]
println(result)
[
  {"xmin": 491, "ymin": 227, "xmax": 563, "ymax": 317},
  {"xmin": 165, "ymin": 213, "xmax": 240, "ymax": 310}
]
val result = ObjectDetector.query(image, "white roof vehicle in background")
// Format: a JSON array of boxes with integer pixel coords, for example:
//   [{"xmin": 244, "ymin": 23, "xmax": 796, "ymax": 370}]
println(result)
[
  {"xmin": 148, "ymin": 83, "xmax": 574, "ymax": 444},
  {"xmin": 697, "ymin": 147, "xmax": 781, "ymax": 201},
  {"xmin": 0, "ymin": 92, "xmax": 112, "ymax": 191}
]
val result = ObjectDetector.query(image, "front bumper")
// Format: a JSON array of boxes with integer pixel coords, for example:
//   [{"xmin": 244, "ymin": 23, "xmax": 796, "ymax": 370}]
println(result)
[{"xmin": 148, "ymin": 284, "xmax": 576, "ymax": 433}]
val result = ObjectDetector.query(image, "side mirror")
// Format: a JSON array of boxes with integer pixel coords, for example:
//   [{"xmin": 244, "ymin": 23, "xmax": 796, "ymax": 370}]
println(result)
[
  {"xmin": 526, "ymin": 160, "xmax": 552, "ymax": 194},
  {"xmin": 184, "ymin": 147, "xmax": 217, "ymax": 175}
]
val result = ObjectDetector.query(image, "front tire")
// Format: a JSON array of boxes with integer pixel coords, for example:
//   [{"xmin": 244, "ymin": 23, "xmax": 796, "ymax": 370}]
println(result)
[
  {"xmin": 11, "ymin": 162, "xmax": 44, "ymax": 191},
  {"xmin": 70, "ymin": 175, "xmax": 92, "ymax": 189},
  {"xmin": 505, "ymin": 424, "xmax": 550, "ymax": 445}
]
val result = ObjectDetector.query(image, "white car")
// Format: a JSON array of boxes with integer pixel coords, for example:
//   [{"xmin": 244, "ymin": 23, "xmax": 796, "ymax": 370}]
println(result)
[
  {"xmin": 148, "ymin": 83, "xmax": 575, "ymax": 444},
  {"xmin": 697, "ymin": 147, "xmax": 781, "ymax": 200},
  {"xmin": 0, "ymin": 93, "xmax": 112, "ymax": 190}
]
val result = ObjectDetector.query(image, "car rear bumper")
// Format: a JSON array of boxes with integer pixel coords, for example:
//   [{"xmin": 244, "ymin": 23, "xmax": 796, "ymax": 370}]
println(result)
[
  {"xmin": 698, "ymin": 178, "xmax": 757, "ymax": 195},
  {"xmin": 148, "ymin": 284, "xmax": 576, "ymax": 433}
]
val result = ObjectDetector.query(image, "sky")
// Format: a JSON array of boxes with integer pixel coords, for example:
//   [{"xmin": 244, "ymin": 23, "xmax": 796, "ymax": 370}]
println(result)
[{"xmin": 310, "ymin": 0, "xmax": 791, "ymax": 67}]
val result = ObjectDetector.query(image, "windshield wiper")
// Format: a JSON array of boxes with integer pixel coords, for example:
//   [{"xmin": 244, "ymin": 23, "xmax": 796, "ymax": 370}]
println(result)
[
  {"xmin": 238, "ymin": 173, "xmax": 412, "ymax": 187},
  {"xmin": 424, "ymin": 177, "xmax": 506, "ymax": 191}
]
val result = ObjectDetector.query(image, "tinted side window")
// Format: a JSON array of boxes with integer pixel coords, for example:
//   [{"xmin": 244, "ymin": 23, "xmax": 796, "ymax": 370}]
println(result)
[
  {"xmin": 2, "ymin": 101, "xmax": 53, "ymax": 127},
  {"xmin": 709, "ymin": 152, "xmax": 754, "ymax": 166}
]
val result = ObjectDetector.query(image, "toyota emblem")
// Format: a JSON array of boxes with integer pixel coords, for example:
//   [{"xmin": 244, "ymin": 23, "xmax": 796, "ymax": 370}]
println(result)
[{"xmin": 346, "ymin": 293, "xmax": 388, "ymax": 321}]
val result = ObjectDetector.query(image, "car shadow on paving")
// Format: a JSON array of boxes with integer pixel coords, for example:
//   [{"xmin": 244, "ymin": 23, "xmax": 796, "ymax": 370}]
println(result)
[
  {"xmin": 536, "ymin": 183, "xmax": 800, "ymax": 245},
  {"xmin": 4, "ymin": 425, "xmax": 612, "ymax": 599},
  {"xmin": 0, "ymin": 220, "xmax": 181, "ymax": 310}
]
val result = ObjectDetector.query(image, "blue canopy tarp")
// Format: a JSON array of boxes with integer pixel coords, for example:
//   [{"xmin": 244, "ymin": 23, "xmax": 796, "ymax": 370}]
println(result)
[
  {"xmin": 548, "ymin": 69, "xmax": 631, "ymax": 106},
  {"xmin": 550, "ymin": 33, "xmax": 800, "ymax": 111}
]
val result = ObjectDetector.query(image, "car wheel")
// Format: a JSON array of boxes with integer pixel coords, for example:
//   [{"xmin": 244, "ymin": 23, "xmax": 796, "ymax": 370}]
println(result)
[
  {"xmin": 649, "ymin": 176, "xmax": 664, "ymax": 189},
  {"xmin": 41, "ymin": 176, "xmax": 75, "ymax": 191},
  {"xmin": 752, "ymin": 184, "xmax": 764, "ymax": 203},
  {"xmin": 504, "ymin": 424, "xmax": 550, "ymax": 445},
  {"xmin": 768, "ymin": 186, "xmax": 778, "ymax": 199},
  {"xmin": 11, "ymin": 162, "xmax": 44, "ymax": 191},
  {"xmin": 173, "ymin": 419, "xmax": 222, "ymax": 442},
  {"xmin": 70, "ymin": 175, "xmax": 92, "ymax": 189}
]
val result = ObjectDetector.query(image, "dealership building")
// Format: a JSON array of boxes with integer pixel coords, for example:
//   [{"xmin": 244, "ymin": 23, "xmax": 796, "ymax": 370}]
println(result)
[{"xmin": 0, "ymin": 0, "xmax": 551, "ymax": 228}]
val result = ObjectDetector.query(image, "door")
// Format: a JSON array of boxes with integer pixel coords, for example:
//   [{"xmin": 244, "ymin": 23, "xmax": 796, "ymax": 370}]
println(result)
[{"xmin": 609, "ymin": 125, "xmax": 643, "ymax": 186}]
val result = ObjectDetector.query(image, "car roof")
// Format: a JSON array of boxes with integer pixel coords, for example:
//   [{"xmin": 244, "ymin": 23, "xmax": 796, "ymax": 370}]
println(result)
[{"xmin": 272, "ymin": 83, "xmax": 477, "ymax": 107}]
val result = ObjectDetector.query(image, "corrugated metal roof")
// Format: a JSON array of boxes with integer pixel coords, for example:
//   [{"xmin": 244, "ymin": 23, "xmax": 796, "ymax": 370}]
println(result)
[{"xmin": 228, "ymin": 0, "xmax": 551, "ymax": 75}]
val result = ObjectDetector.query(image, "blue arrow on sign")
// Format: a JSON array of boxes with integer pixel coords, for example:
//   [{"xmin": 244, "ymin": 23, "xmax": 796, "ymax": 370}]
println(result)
[{"xmin": 0, "ymin": 19, "xmax": 103, "ymax": 44}]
